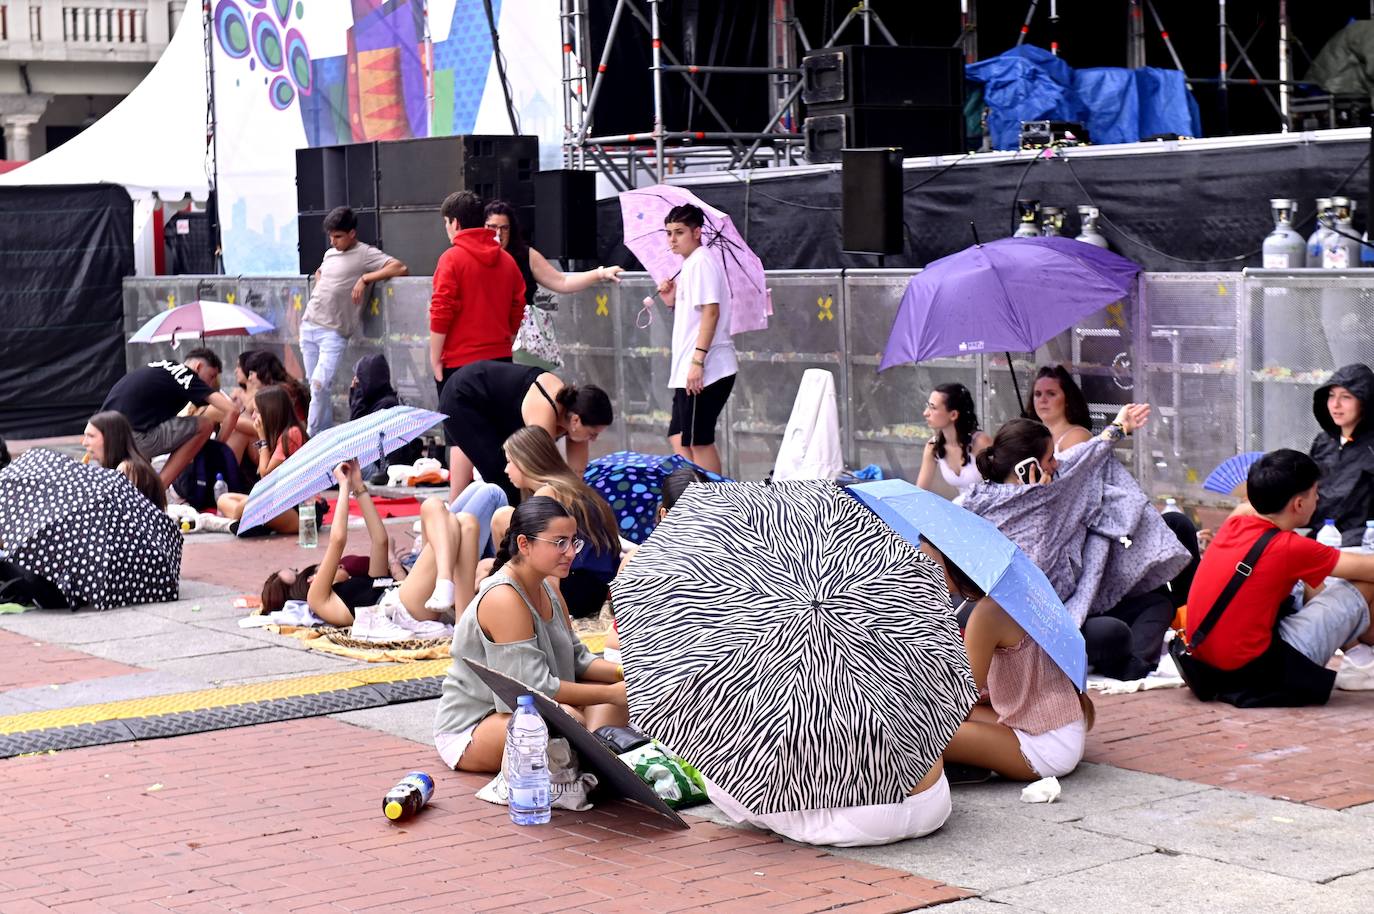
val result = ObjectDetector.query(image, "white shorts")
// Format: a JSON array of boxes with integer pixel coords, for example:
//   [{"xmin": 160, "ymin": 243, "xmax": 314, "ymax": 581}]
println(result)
[
  {"xmin": 435, "ymin": 722, "xmax": 479, "ymax": 770},
  {"xmin": 703, "ymin": 773, "xmax": 951, "ymax": 847},
  {"xmin": 1014, "ymin": 719, "xmax": 1086, "ymax": 779}
]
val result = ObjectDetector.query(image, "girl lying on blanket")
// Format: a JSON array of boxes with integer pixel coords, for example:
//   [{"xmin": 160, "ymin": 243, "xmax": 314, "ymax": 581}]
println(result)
[
  {"xmin": 921, "ymin": 540, "xmax": 1095, "ymax": 782},
  {"xmin": 258, "ymin": 461, "xmax": 483, "ymax": 629}
]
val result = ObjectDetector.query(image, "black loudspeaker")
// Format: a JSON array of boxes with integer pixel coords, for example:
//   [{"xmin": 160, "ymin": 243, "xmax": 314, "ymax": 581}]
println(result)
[
  {"xmin": 377, "ymin": 209, "xmax": 449, "ymax": 276},
  {"xmin": 842, "ymin": 148, "xmax": 903, "ymax": 256},
  {"xmin": 805, "ymin": 107, "xmax": 965, "ymax": 164},
  {"xmin": 295, "ymin": 134, "xmax": 540, "ymax": 273},
  {"xmin": 533, "ymin": 170, "xmax": 598, "ymax": 260},
  {"xmin": 375, "ymin": 135, "xmax": 537, "ymax": 208},
  {"xmin": 802, "ymin": 46, "xmax": 963, "ymax": 108}
]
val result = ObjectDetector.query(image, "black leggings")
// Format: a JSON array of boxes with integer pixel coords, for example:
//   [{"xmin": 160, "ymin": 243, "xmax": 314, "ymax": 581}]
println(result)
[{"xmin": 1082, "ymin": 589, "xmax": 1175, "ymax": 680}]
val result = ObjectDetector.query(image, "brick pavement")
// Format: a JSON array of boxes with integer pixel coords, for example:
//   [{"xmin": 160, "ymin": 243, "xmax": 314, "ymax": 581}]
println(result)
[
  {"xmin": 0, "ymin": 629, "xmax": 142, "ymax": 691},
  {"xmin": 0, "ymin": 716, "xmax": 970, "ymax": 913},
  {"xmin": 1085, "ymin": 687, "xmax": 1374, "ymax": 810}
]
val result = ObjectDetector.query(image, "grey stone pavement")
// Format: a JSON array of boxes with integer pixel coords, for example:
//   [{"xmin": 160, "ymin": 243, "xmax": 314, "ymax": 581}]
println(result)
[{"xmin": 2, "ymin": 522, "xmax": 1373, "ymax": 912}]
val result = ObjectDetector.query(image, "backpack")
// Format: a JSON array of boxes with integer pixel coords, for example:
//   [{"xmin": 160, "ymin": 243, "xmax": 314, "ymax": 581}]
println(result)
[
  {"xmin": 173, "ymin": 440, "xmax": 247, "ymax": 511},
  {"xmin": 0, "ymin": 559, "xmax": 68, "ymax": 608}
]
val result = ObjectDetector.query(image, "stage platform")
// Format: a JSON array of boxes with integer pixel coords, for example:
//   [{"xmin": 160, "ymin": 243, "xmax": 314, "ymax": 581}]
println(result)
[{"xmin": 594, "ymin": 127, "xmax": 1374, "ymax": 273}]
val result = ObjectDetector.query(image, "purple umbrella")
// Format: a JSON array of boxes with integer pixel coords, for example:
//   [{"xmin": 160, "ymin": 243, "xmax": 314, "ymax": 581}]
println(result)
[
  {"xmin": 880, "ymin": 236, "xmax": 1140, "ymax": 371},
  {"xmin": 619, "ymin": 185, "xmax": 771, "ymax": 335}
]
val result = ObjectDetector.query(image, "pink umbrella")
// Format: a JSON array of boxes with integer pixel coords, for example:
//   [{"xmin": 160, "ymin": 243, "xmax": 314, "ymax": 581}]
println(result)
[
  {"xmin": 129, "ymin": 300, "xmax": 274, "ymax": 345},
  {"xmin": 619, "ymin": 185, "xmax": 771, "ymax": 335}
]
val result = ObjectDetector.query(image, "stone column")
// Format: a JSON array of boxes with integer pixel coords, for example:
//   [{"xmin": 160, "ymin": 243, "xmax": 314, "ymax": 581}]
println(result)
[
  {"xmin": 169, "ymin": 0, "xmax": 187, "ymax": 33},
  {"xmin": 1, "ymin": 114, "xmax": 41, "ymax": 161},
  {"xmin": 0, "ymin": 93, "xmax": 54, "ymax": 161}
]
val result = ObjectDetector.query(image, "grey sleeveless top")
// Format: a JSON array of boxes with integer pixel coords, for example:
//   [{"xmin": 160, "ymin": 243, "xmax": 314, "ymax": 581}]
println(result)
[{"xmin": 433, "ymin": 571, "xmax": 596, "ymax": 735}]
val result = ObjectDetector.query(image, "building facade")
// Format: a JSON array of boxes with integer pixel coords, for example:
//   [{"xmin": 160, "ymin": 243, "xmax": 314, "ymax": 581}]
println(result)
[{"xmin": 0, "ymin": 0, "xmax": 183, "ymax": 160}]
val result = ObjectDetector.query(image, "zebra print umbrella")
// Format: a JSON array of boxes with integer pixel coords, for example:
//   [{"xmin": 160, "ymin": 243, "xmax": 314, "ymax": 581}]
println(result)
[{"xmin": 614, "ymin": 479, "xmax": 978, "ymax": 816}]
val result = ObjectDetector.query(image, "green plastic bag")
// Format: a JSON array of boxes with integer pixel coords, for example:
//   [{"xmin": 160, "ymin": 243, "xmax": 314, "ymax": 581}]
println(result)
[{"xmin": 617, "ymin": 741, "xmax": 708, "ymax": 809}]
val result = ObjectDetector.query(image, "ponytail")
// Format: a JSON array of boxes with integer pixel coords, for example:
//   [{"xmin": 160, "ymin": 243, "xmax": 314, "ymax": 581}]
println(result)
[
  {"xmin": 976, "ymin": 418, "xmax": 1052, "ymax": 483},
  {"xmin": 555, "ymin": 382, "xmax": 614, "ymax": 428}
]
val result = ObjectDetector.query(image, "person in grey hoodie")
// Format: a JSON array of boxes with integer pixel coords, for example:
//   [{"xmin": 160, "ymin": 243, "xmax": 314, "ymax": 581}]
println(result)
[{"xmin": 1309, "ymin": 363, "xmax": 1374, "ymax": 547}]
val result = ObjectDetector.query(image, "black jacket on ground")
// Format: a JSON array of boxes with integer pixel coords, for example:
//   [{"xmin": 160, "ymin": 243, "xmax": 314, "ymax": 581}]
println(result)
[{"xmin": 1310, "ymin": 363, "xmax": 1374, "ymax": 546}]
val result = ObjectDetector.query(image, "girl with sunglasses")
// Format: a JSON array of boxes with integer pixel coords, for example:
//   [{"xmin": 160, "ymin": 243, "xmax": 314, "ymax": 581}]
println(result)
[
  {"xmin": 965, "ymin": 404, "xmax": 1193, "ymax": 682},
  {"xmin": 433, "ymin": 496, "xmax": 629, "ymax": 773}
]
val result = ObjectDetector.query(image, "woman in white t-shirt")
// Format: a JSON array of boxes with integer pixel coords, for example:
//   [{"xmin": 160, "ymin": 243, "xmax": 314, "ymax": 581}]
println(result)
[{"xmin": 655, "ymin": 203, "xmax": 738, "ymax": 475}]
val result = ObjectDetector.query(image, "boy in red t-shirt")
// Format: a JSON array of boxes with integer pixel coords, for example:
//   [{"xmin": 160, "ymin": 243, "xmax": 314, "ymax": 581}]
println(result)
[{"xmin": 1186, "ymin": 449, "xmax": 1374, "ymax": 698}]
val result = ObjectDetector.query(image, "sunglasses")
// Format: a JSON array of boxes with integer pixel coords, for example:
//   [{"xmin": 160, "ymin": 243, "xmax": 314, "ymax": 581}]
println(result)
[{"xmin": 528, "ymin": 535, "xmax": 585, "ymax": 555}]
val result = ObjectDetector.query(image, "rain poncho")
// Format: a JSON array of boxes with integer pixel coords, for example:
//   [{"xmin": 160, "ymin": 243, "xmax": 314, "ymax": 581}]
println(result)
[
  {"xmin": 962, "ymin": 438, "xmax": 1188, "ymax": 626},
  {"xmin": 1310, "ymin": 363, "xmax": 1374, "ymax": 546}
]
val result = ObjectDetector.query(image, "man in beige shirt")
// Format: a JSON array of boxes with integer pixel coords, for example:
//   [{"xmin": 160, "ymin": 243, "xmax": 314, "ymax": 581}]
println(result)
[{"xmin": 300, "ymin": 206, "xmax": 408, "ymax": 434}]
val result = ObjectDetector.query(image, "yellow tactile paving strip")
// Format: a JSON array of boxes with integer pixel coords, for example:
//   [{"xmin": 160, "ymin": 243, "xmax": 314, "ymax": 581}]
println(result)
[{"xmin": 0, "ymin": 659, "xmax": 451, "ymax": 735}]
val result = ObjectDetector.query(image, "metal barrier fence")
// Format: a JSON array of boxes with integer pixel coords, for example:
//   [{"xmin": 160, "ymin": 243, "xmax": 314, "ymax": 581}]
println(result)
[{"xmin": 122, "ymin": 269, "xmax": 1374, "ymax": 505}]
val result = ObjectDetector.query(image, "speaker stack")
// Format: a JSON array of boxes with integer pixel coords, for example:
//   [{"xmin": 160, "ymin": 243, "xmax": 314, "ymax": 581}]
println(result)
[
  {"xmin": 802, "ymin": 45, "xmax": 966, "ymax": 164},
  {"xmin": 295, "ymin": 135, "xmax": 538, "ymax": 275}
]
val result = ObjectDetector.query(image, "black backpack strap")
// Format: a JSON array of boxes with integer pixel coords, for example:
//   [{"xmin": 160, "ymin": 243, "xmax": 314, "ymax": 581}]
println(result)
[{"xmin": 1184, "ymin": 526, "xmax": 1282, "ymax": 652}]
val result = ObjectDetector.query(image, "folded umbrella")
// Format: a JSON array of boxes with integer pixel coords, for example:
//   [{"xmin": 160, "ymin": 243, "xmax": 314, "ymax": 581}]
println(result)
[
  {"xmin": 619, "ymin": 184, "xmax": 771, "ymax": 335},
  {"xmin": 583, "ymin": 451, "xmax": 728, "ymax": 544},
  {"xmin": 848, "ymin": 479, "xmax": 1087, "ymax": 690},
  {"xmin": 237, "ymin": 406, "xmax": 445, "ymax": 534},
  {"xmin": 614, "ymin": 479, "xmax": 977, "ymax": 816},
  {"xmin": 129, "ymin": 300, "xmax": 274, "ymax": 344},
  {"xmin": 0, "ymin": 449, "xmax": 181, "ymax": 609}
]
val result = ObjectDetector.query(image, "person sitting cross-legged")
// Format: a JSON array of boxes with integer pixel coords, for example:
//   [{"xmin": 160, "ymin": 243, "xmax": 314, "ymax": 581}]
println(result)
[{"xmin": 1181, "ymin": 449, "xmax": 1374, "ymax": 706}]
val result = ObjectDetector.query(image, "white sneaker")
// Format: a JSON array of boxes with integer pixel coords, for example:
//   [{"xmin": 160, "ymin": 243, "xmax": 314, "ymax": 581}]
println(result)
[
  {"xmin": 385, "ymin": 602, "xmax": 453, "ymax": 639},
  {"xmin": 349, "ymin": 605, "xmax": 415, "ymax": 643},
  {"xmin": 1334, "ymin": 653, "xmax": 1374, "ymax": 691}
]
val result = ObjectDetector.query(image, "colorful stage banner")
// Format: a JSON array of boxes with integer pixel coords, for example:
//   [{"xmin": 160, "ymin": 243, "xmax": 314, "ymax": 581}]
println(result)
[{"xmin": 211, "ymin": 0, "xmax": 561, "ymax": 273}]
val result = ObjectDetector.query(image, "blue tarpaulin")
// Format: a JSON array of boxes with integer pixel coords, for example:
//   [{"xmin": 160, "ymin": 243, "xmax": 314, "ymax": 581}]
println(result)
[{"xmin": 966, "ymin": 45, "xmax": 1200, "ymax": 150}]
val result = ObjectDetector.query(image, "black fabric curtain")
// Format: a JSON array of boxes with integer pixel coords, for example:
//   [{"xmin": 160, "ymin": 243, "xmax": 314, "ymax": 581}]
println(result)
[
  {"xmin": 597, "ymin": 137, "xmax": 1371, "ymax": 273},
  {"xmin": 0, "ymin": 184, "xmax": 133, "ymax": 439}
]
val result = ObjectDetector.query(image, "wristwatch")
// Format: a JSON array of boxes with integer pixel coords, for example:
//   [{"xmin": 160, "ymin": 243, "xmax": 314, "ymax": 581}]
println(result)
[
  {"xmin": 254, "ymin": 439, "xmax": 269, "ymax": 450},
  {"xmin": 1104, "ymin": 423, "xmax": 1127, "ymax": 441}
]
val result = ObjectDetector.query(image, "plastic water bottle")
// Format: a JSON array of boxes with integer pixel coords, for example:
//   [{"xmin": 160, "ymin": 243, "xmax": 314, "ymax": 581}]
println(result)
[
  {"xmin": 1362, "ymin": 521, "xmax": 1374, "ymax": 554},
  {"xmin": 212, "ymin": 473, "xmax": 228, "ymax": 503},
  {"xmin": 1317, "ymin": 518, "xmax": 1343, "ymax": 549},
  {"xmin": 382, "ymin": 771, "xmax": 434, "ymax": 822},
  {"xmin": 505, "ymin": 695, "xmax": 551, "ymax": 825},
  {"xmin": 1162, "ymin": 497, "xmax": 1182, "ymax": 515},
  {"xmin": 298, "ymin": 501, "xmax": 318, "ymax": 548}
]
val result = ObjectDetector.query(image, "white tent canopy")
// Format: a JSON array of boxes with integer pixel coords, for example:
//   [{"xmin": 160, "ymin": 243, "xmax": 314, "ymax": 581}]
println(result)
[{"xmin": 0, "ymin": 8, "xmax": 209, "ymax": 201}]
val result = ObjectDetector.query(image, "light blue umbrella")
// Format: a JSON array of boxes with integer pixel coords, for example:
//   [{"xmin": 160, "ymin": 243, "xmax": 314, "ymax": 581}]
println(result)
[
  {"xmin": 237, "ymin": 406, "xmax": 446, "ymax": 535},
  {"xmin": 848, "ymin": 479, "xmax": 1087, "ymax": 691}
]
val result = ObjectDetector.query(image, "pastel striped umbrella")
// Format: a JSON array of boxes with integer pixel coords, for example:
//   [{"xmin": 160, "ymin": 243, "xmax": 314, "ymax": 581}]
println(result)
[
  {"xmin": 237, "ymin": 406, "xmax": 445, "ymax": 534},
  {"xmin": 129, "ymin": 300, "xmax": 274, "ymax": 344}
]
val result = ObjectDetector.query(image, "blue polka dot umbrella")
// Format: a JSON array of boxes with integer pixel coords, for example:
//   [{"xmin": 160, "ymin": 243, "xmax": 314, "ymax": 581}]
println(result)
[{"xmin": 583, "ymin": 452, "xmax": 729, "ymax": 544}]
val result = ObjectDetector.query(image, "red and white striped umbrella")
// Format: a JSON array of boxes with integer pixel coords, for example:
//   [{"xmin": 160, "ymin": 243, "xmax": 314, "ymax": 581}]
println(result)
[{"xmin": 129, "ymin": 300, "xmax": 274, "ymax": 344}]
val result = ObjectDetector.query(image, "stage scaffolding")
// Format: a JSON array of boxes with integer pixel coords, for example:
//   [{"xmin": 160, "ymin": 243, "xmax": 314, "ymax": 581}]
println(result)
[
  {"xmin": 559, "ymin": 0, "xmax": 903, "ymax": 188},
  {"xmin": 559, "ymin": 1, "xmax": 1360, "ymax": 189}
]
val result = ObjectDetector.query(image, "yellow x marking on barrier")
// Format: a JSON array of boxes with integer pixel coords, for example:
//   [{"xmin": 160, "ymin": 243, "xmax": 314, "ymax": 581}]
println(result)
[
  {"xmin": 293, "ymin": 292, "xmax": 303, "ymax": 311},
  {"xmin": 225, "ymin": 292, "xmax": 236, "ymax": 305},
  {"xmin": 595, "ymin": 293, "xmax": 609, "ymax": 317},
  {"xmin": 166, "ymin": 293, "xmax": 176, "ymax": 310},
  {"xmin": 817, "ymin": 295, "xmax": 834, "ymax": 321},
  {"xmin": 370, "ymin": 296, "xmax": 381, "ymax": 316}
]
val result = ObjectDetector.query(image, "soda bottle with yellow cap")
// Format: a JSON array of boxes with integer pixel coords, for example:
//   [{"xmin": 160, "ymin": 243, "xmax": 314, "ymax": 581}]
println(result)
[{"xmin": 382, "ymin": 771, "xmax": 434, "ymax": 822}]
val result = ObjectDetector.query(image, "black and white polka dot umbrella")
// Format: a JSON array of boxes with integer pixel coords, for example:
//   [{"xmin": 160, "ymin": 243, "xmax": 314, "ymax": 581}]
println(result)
[{"xmin": 0, "ymin": 449, "xmax": 182, "ymax": 609}]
